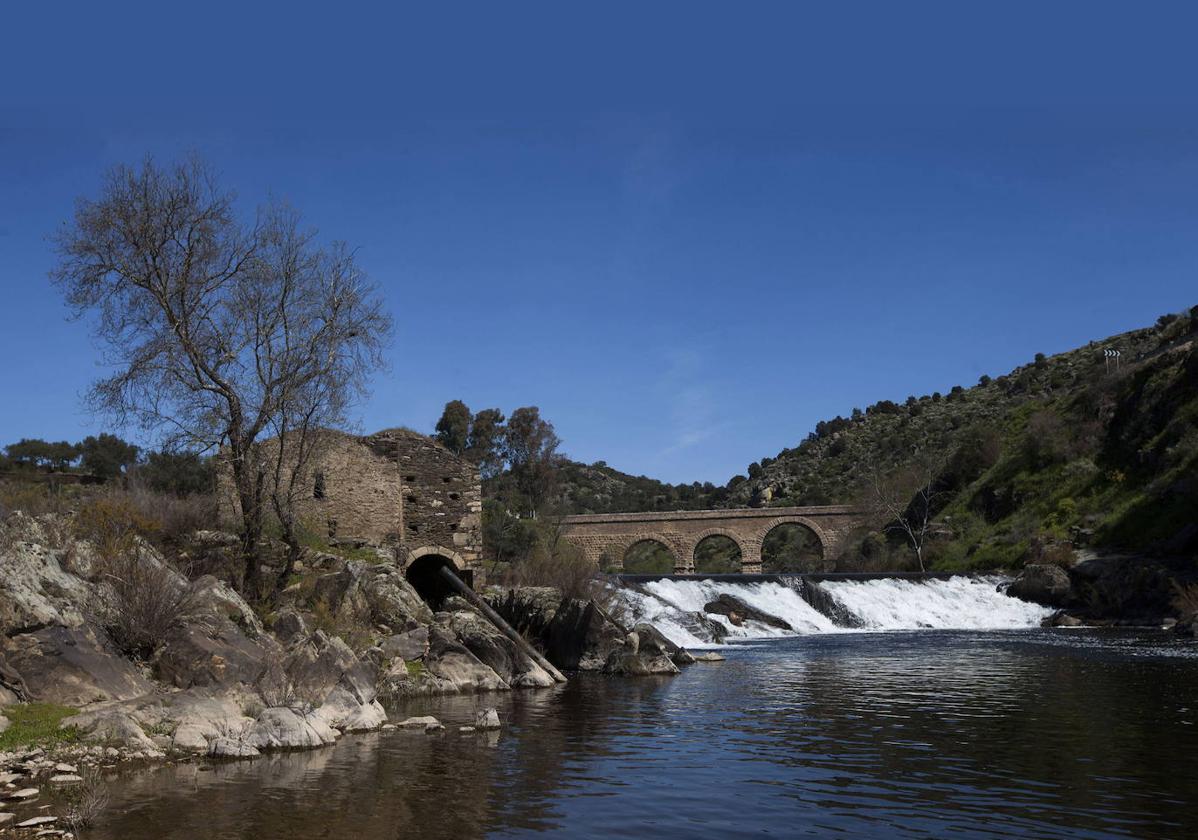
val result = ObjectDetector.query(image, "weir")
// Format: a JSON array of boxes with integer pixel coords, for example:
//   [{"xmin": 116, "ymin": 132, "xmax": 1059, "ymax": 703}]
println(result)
[{"xmin": 614, "ymin": 574, "xmax": 1053, "ymax": 648}]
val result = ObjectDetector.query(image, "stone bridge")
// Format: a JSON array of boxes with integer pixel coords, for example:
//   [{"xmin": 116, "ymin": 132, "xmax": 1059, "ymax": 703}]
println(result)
[{"xmin": 560, "ymin": 506, "xmax": 869, "ymax": 574}]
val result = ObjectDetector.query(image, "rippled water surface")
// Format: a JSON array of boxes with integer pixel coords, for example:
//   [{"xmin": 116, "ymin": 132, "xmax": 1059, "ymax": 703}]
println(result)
[{"xmin": 93, "ymin": 629, "xmax": 1198, "ymax": 839}]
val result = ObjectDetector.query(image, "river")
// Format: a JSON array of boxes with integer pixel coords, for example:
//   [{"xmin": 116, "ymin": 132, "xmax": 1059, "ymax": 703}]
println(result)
[{"xmin": 87, "ymin": 579, "xmax": 1198, "ymax": 839}]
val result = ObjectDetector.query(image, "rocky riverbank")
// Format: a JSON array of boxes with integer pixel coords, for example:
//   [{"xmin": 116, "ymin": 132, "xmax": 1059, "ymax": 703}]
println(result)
[
  {"xmin": 1005, "ymin": 554, "xmax": 1198, "ymax": 631},
  {"xmin": 0, "ymin": 510, "xmax": 702, "ymax": 834}
]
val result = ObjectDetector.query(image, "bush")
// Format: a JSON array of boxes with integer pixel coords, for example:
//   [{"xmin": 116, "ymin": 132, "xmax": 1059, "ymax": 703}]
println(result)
[
  {"xmin": 60, "ymin": 767, "xmax": 110, "ymax": 832},
  {"xmin": 97, "ymin": 551, "xmax": 203, "ymax": 659}
]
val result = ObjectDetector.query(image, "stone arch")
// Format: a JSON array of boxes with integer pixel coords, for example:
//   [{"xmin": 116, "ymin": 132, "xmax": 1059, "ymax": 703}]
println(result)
[
  {"xmin": 403, "ymin": 546, "xmax": 468, "ymax": 607},
  {"xmin": 405, "ymin": 544, "xmax": 467, "ymax": 570},
  {"xmin": 622, "ymin": 535, "xmax": 681, "ymax": 574},
  {"xmin": 689, "ymin": 528, "xmax": 746, "ymax": 574},
  {"xmin": 758, "ymin": 517, "xmax": 829, "ymax": 573}
]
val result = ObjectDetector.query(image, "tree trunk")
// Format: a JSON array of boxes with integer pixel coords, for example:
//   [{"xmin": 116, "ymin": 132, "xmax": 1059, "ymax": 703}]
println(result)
[{"xmin": 231, "ymin": 445, "xmax": 265, "ymax": 598}]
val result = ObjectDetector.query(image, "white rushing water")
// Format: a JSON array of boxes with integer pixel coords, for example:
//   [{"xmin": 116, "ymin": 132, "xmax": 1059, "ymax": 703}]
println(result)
[{"xmin": 615, "ymin": 575, "xmax": 1054, "ymax": 648}]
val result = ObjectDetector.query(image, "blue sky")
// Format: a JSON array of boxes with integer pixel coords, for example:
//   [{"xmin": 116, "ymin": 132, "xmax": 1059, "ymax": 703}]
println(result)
[{"xmin": 2, "ymin": 2, "xmax": 1196, "ymax": 484}]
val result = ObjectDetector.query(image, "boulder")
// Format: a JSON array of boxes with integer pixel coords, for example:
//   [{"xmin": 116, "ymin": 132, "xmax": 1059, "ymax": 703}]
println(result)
[
  {"xmin": 693, "ymin": 652, "xmax": 726, "ymax": 662},
  {"xmin": 153, "ymin": 615, "xmax": 275, "ymax": 690},
  {"xmin": 420, "ymin": 627, "xmax": 508, "ymax": 693},
  {"xmin": 3, "ymin": 624, "xmax": 154, "ymax": 706},
  {"xmin": 1042, "ymin": 610, "xmax": 1084, "ymax": 628},
  {"xmin": 207, "ymin": 737, "xmax": 260, "ymax": 758},
  {"xmin": 188, "ymin": 575, "xmax": 264, "ymax": 638},
  {"xmin": 449, "ymin": 610, "xmax": 555, "ymax": 688},
  {"xmin": 703, "ymin": 594, "xmax": 792, "ymax": 631},
  {"xmin": 380, "ymin": 627, "xmax": 429, "ymax": 662},
  {"xmin": 474, "ymin": 708, "xmax": 501, "ymax": 730},
  {"xmin": 271, "ymin": 608, "xmax": 309, "ymax": 643},
  {"xmin": 245, "ymin": 707, "xmax": 337, "ymax": 750},
  {"xmin": 363, "ymin": 568, "xmax": 434, "ymax": 629},
  {"xmin": 61, "ymin": 709, "xmax": 159, "ymax": 753},
  {"xmin": 0, "ymin": 542, "xmax": 92, "ymax": 635},
  {"xmin": 602, "ymin": 650, "xmax": 680, "ymax": 676},
  {"xmin": 1007, "ymin": 564, "xmax": 1073, "ymax": 608},
  {"xmin": 545, "ymin": 598, "xmax": 628, "ymax": 671},
  {"xmin": 484, "ymin": 587, "xmax": 562, "ymax": 637}
]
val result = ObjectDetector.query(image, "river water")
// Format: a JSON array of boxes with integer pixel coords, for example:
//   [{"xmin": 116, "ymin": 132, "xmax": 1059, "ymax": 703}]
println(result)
[{"xmin": 89, "ymin": 579, "xmax": 1198, "ymax": 839}]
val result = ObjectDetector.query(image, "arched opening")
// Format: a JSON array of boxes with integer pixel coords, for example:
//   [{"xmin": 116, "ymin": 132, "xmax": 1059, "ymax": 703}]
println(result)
[
  {"xmin": 405, "ymin": 553, "xmax": 461, "ymax": 607},
  {"xmin": 694, "ymin": 534, "xmax": 742, "ymax": 573},
  {"xmin": 762, "ymin": 522, "xmax": 825, "ymax": 573},
  {"xmin": 622, "ymin": 539, "xmax": 675, "ymax": 574}
]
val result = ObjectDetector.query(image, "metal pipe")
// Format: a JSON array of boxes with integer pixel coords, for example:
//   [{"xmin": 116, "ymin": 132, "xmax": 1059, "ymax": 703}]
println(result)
[{"xmin": 435, "ymin": 565, "xmax": 568, "ymax": 684}]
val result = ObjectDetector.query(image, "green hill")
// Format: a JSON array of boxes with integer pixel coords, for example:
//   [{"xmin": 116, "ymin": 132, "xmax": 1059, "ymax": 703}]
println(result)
[{"xmin": 547, "ymin": 306, "xmax": 1198, "ymax": 571}]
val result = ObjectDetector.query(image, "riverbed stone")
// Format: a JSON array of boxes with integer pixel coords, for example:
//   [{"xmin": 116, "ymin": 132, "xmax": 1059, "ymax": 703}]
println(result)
[
  {"xmin": 602, "ymin": 649, "xmax": 680, "ymax": 676},
  {"xmin": 703, "ymin": 594, "xmax": 793, "ymax": 631},
  {"xmin": 246, "ymin": 707, "xmax": 337, "ymax": 750},
  {"xmin": 207, "ymin": 737, "xmax": 260, "ymax": 758},
  {"xmin": 61, "ymin": 709, "xmax": 160, "ymax": 753},
  {"xmin": 475, "ymin": 708, "xmax": 501, "ymax": 730},
  {"xmin": 380, "ymin": 628, "xmax": 429, "ymax": 662}
]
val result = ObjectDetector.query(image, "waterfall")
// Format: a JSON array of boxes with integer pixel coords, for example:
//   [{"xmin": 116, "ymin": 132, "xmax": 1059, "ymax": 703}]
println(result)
[{"xmin": 614, "ymin": 575, "xmax": 1054, "ymax": 648}]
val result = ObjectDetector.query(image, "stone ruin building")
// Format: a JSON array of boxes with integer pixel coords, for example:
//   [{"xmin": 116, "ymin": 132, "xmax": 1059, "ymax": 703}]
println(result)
[{"xmin": 221, "ymin": 428, "xmax": 484, "ymax": 585}]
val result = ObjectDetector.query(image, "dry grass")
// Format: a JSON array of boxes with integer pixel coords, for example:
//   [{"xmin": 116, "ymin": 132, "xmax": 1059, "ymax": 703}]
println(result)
[{"xmin": 60, "ymin": 767, "xmax": 110, "ymax": 833}]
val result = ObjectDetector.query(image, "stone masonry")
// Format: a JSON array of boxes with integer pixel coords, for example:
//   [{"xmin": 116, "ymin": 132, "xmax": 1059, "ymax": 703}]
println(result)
[
  {"xmin": 219, "ymin": 428, "xmax": 483, "ymax": 575},
  {"xmin": 560, "ymin": 506, "xmax": 868, "ymax": 574}
]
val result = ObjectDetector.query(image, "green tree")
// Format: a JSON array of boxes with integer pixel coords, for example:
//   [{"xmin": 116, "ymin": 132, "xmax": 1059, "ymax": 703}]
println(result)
[
  {"xmin": 136, "ymin": 450, "xmax": 215, "ymax": 496},
  {"xmin": 504, "ymin": 406, "xmax": 561, "ymax": 515},
  {"xmin": 466, "ymin": 408, "xmax": 506, "ymax": 478},
  {"xmin": 5, "ymin": 439, "xmax": 52, "ymax": 469},
  {"xmin": 79, "ymin": 434, "xmax": 139, "ymax": 481},
  {"xmin": 434, "ymin": 400, "xmax": 472, "ymax": 455}
]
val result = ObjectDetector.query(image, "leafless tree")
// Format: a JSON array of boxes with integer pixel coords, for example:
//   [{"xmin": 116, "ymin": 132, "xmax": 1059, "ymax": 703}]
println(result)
[
  {"xmin": 51, "ymin": 157, "xmax": 392, "ymax": 595},
  {"xmin": 866, "ymin": 447, "xmax": 949, "ymax": 572}
]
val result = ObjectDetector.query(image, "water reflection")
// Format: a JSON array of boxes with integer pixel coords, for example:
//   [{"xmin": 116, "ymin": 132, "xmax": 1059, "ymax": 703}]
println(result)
[{"xmin": 91, "ymin": 630, "xmax": 1198, "ymax": 839}]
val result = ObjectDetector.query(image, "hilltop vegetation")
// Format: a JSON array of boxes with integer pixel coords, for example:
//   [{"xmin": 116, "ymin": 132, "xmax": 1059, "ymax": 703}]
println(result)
[{"xmin": 510, "ymin": 307, "xmax": 1197, "ymax": 572}]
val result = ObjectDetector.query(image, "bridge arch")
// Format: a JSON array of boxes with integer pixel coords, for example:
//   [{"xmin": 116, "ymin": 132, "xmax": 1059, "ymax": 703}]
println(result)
[
  {"xmin": 761, "ymin": 518, "xmax": 828, "ymax": 573},
  {"xmin": 622, "ymin": 536, "xmax": 678, "ymax": 574},
  {"xmin": 690, "ymin": 528, "xmax": 745, "ymax": 574}
]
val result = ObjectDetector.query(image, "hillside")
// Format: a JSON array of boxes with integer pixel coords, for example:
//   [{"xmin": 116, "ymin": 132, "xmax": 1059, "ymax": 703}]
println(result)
[{"xmin": 548, "ymin": 306, "xmax": 1198, "ymax": 570}]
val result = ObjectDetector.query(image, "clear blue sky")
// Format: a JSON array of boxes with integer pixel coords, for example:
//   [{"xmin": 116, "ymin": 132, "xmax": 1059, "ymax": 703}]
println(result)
[{"xmin": 2, "ymin": 2, "xmax": 1196, "ymax": 484}]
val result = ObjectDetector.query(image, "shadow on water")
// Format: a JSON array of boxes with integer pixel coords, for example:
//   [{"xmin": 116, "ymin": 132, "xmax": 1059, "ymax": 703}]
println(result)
[{"xmin": 89, "ymin": 629, "xmax": 1198, "ymax": 839}]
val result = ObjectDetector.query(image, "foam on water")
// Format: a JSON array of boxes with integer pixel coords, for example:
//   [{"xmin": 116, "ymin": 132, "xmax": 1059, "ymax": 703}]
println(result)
[
  {"xmin": 819, "ymin": 576, "xmax": 1055, "ymax": 630},
  {"xmin": 614, "ymin": 575, "xmax": 1054, "ymax": 648}
]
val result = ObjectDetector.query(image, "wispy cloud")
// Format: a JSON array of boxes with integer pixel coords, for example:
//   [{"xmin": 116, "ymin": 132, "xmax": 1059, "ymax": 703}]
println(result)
[{"xmin": 653, "ymin": 348, "xmax": 725, "ymax": 462}]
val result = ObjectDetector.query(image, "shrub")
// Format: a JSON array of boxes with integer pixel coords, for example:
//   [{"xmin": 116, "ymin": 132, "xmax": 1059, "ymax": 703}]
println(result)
[
  {"xmin": 97, "ymin": 551, "xmax": 203, "ymax": 659},
  {"xmin": 1170, "ymin": 581, "xmax": 1198, "ymax": 618},
  {"xmin": 74, "ymin": 495, "xmax": 159, "ymax": 560}
]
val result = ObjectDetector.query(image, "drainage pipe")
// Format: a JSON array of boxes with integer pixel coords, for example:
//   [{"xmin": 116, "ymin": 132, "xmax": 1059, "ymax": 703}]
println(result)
[{"xmin": 435, "ymin": 565, "xmax": 568, "ymax": 684}]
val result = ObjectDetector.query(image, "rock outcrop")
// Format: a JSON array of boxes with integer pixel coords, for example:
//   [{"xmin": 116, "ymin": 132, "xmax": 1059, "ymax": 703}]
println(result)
[{"xmin": 1006, "ymin": 564, "xmax": 1073, "ymax": 607}]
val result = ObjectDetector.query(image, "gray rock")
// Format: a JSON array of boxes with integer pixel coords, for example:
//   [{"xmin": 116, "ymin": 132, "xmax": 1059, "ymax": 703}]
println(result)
[
  {"xmin": 245, "ymin": 707, "xmax": 337, "ymax": 750},
  {"xmin": 449, "ymin": 611, "xmax": 554, "ymax": 688},
  {"xmin": 692, "ymin": 652, "xmax": 726, "ymax": 662},
  {"xmin": 49, "ymin": 774, "xmax": 83, "ymax": 784},
  {"xmin": 703, "ymin": 594, "xmax": 792, "ymax": 631},
  {"xmin": 271, "ymin": 609, "xmax": 309, "ymax": 642},
  {"xmin": 61, "ymin": 710, "xmax": 159, "ymax": 753},
  {"xmin": 4, "ymin": 624, "xmax": 154, "ymax": 706},
  {"xmin": 207, "ymin": 737, "xmax": 260, "ymax": 758},
  {"xmin": 397, "ymin": 716, "xmax": 440, "ymax": 729},
  {"xmin": 0, "ymin": 813, "xmax": 13, "ymax": 826},
  {"xmin": 0, "ymin": 541, "xmax": 92, "ymax": 635},
  {"xmin": 363, "ymin": 569, "xmax": 434, "ymax": 629},
  {"xmin": 380, "ymin": 627, "xmax": 429, "ymax": 661},
  {"xmin": 474, "ymin": 708, "xmax": 501, "ymax": 730},
  {"xmin": 1042, "ymin": 610, "xmax": 1084, "ymax": 627},
  {"xmin": 420, "ymin": 627, "xmax": 508, "ymax": 693},
  {"xmin": 153, "ymin": 615, "xmax": 275, "ymax": 690},
  {"xmin": 16, "ymin": 815, "xmax": 57, "ymax": 828},
  {"xmin": 1007, "ymin": 564, "xmax": 1073, "ymax": 607},
  {"xmin": 7, "ymin": 787, "xmax": 39, "ymax": 800},
  {"xmin": 602, "ymin": 650, "xmax": 680, "ymax": 676},
  {"xmin": 188, "ymin": 575, "xmax": 265, "ymax": 638}
]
